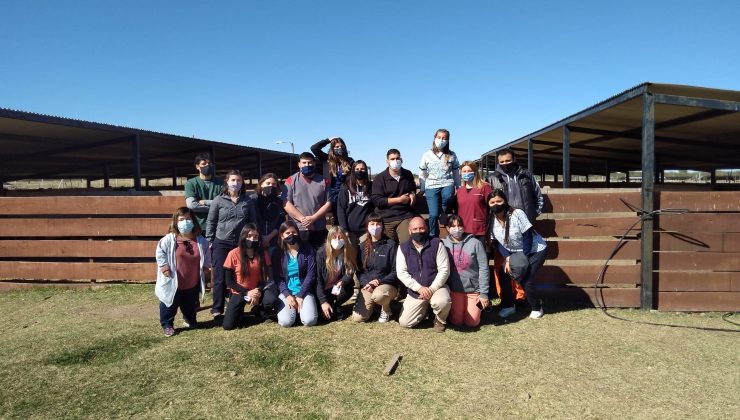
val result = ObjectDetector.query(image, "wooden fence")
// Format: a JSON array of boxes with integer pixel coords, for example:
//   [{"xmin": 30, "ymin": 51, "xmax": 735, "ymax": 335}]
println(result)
[{"xmin": 0, "ymin": 190, "xmax": 737, "ymax": 311}]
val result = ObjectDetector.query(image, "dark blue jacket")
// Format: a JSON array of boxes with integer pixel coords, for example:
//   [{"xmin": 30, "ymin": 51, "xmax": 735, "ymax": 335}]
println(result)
[{"xmin": 276, "ymin": 244, "xmax": 317, "ymax": 299}]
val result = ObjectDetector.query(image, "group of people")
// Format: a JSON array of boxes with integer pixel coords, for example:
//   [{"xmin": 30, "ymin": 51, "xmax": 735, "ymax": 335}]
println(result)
[{"xmin": 154, "ymin": 131, "xmax": 547, "ymax": 337}]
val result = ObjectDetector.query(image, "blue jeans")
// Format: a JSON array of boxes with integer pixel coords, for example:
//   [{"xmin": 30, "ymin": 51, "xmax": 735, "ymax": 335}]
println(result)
[{"xmin": 424, "ymin": 184, "xmax": 455, "ymax": 237}]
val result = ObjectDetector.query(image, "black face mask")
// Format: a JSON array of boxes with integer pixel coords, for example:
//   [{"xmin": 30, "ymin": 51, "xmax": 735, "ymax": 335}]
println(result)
[
  {"xmin": 261, "ymin": 186, "xmax": 276, "ymax": 197},
  {"xmin": 199, "ymin": 164, "xmax": 213, "ymax": 176},
  {"xmin": 491, "ymin": 204, "xmax": 508, "ymax": 214},
  {"xmin": 242, "ymin": 239, "xmax": 259, "ymax": 249},
  {"xmin": 354, "ymin": 171, "xmax": 367, "ymax": 180},
  {"xmin": 499, "ymin": 163, "xmax": 514, "ymax": 174},
  {"xmin": 411, "ymin": 232, "xmax": 429, "ymax": 244},
  {"xmin": 283, "ymin": 234, "xmax": 299, "ymax": 245}
]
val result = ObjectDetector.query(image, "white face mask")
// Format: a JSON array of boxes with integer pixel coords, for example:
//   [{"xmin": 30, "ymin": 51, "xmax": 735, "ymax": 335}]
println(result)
[
  {"xmin": 389, "ymin": 159, "xmax": 402, "ymax": 170},
  {"xmin": 435, "ymin": 138, "xmax": 447, "ymax": 149},
  {"xmin": 330, "ymin": 239, "xmax": 345, "ymax": 250},
  {"xmin": 368, "ymin": 225, "xmax": 382, "ymax": 237},
  {"xmin": 448, "ymin": 227, "xmax": 464, "ymax": 240}
]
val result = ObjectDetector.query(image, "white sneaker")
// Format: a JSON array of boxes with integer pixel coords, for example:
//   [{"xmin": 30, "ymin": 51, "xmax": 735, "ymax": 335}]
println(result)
[
  {"xmin": 378, "ymin": 308, "xmax": 391, "ymax": 323},
  {"xmin": 498, "ymin": 306, "xmax": 516, "ymax": 318},
  {"xmin": 529, "ymin": 309, "xmax": 544, "ymax": 319}
]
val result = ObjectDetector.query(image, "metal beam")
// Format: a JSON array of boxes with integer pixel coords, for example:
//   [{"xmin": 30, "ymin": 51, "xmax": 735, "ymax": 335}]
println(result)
[
  {"xmin": 640, "ymin": 92, "xmax": 655, "ymax": 310},
  {"xmin": 7, "ymin": 134, "xmax": 135, "ymax": 162},
  {"xmin": 527, "ymin": 139, "xmax": 534, "ymax": 173},
  {"xmin": 562, "ymin": 126, "xmax": 571, "ymax": 188},
  {"xmin": 567, "ymin": 122, "xmax": 740, "ymax": 151},
  {"xmin": 654, "ymin": 94, "xmax": 740, "ymax": 112},
  {"xmin": 132, "ymin": 134, "xmax": 142, "ymax": 191}
]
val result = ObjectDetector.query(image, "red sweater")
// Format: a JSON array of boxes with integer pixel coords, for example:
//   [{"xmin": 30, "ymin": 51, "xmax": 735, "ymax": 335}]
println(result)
[{"xmin": 455, "ymin": 183, "xmax": 492, "ymax": 236}]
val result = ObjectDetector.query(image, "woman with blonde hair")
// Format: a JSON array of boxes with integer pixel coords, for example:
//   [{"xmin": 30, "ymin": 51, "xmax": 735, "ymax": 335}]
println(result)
[
  {"xmin": 155, "ymin": 207, "xmax": 211, "ymax": 337},
  {"xmin": 315, "ymin": 225, "xmax": 359, "ymax": 321},
  {"xmin": 456, "ymin": 160, "xmax": 492, "ymax": 242}
]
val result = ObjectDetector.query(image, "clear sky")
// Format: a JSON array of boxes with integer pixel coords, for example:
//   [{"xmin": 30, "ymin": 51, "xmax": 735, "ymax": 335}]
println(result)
[{"xmin": 2, "ymin": 1, "xmax": 739, "ymax": 174}]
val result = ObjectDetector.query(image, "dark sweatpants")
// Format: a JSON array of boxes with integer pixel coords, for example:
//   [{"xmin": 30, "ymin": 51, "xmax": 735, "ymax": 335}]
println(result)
[
  {"xmin": 159, "ymin": 286, "xmax": 199, "ymax": 328},
  {"xmin": 222, "ymin": 282, "xmax": 279, "ymax": 330},
  {"xmin": 498, "ymin": 249, "xmax": 547, "ymax": 310}
]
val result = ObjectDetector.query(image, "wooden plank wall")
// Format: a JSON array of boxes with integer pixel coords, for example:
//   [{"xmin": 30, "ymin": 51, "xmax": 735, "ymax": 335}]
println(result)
[
  {"xmin": 0, "ymin": 190, "xmax": 737, "ymax": 311},
  {"xmin": 0, "ymin": 195, "xmax": 182, "ymax": 282}
]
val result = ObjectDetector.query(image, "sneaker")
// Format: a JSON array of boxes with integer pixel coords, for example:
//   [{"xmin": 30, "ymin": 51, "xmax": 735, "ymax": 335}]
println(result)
[
  {"xmin": 378, "ymin": 308, "xmax": 391, "ymax": 323},
  {"xmin": 210, "ymin": 311, "xmax": 223, "ymax": 318},
  {"xmin": 182, "ymin": 319, "xmax": 197, "ymax": 329},
  {"xmin": 163, "ymin": 326, "xmax": 175, "ymax": 337},
  {"xmin": 334, "ymin": 305, "xmax": 346, "ymax": 321},
  {"xmin": 433, "ymin": 318, "xmax": 446, "ymax": 333},
  {"xmin": 498, "ymin": 306, "xmax": 516, "ymax": 318},
  {"xmin": 529, "ymin": 309, "xmax": 544, "ymax": 319}
]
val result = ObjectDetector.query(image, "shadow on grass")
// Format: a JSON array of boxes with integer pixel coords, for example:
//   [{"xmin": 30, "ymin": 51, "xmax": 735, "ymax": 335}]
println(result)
[{"xmin": 45, "ymin": 334, "xmax": 158, "ymax": 366}]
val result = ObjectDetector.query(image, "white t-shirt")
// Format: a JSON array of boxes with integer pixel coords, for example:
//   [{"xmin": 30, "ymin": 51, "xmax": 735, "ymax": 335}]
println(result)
[{"xmin": 491, "ymin": 208, "xmax": 547, "ymax": 253}]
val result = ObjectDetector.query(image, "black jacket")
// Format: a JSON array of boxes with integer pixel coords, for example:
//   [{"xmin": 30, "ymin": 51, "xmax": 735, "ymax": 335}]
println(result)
[
  {"xmin": 336, "ymin": 183, "xmax": 374, "ymax": 234},
  {"xmin": 251, "ymin": 192, "xmax": 286, "ymax": 243},
  {"xmin": 486, "ymin": 164, "xmax": 543, "ymax": 223},
  {"xmin": 370, "ymin": 167, "xmax": 417, "ymax": 222},
  {"xmin": 314, "ymin": 244, "xmax": 359, "ymax": 304},
  {"xmin": 357, "ymin": 237, "xmax": 398, "ymax": 287}
]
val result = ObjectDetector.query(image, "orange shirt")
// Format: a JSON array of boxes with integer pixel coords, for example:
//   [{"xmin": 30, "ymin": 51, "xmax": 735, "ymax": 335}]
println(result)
[{"xmin": 223, "ymin": 248, "xmax": 271, "ymax": 293}]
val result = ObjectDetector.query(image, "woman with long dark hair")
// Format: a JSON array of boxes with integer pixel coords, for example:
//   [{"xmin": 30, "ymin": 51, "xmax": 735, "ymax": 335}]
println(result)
[
  {"xmin": 205, "ymin": 169, "xmax": 256, "ymax": 317},
  {"xmin": 336, "ymin": 159, "xmax": 374, "ymax": 246},
  {"xmin": 222, "ymin": 224, "xmax": 276, "ymax": 330},
  {"xmin": 486, "ymin": 188, "xmax": 547, "ymax": 319},
  {"xmin": 311, "ymin": 136, "xmax": 355, "ymax": 223},
  {"xmin": 251, "ymin": 172, "xmax": 286, "ymax": 249},
  {"xmin": 351, "ymin": 213, "xmax": 399, "ymax": 323},
  {"xmin": 155, "ymin": 207, "xmax": 211, "ymax": 337},
  {"xmin": 274, "ymin": 220, "xmax": 319, "ymax": 327}
]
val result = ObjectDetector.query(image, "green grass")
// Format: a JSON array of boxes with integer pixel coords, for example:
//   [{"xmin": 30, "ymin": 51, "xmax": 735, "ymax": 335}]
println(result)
[{"xmin": 0, "ymin": 285, "xmax": 737, "ymax": 419}]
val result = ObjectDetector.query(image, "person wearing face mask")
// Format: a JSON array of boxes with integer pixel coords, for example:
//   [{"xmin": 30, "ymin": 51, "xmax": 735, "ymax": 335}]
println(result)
[
  {"xmin": 184, "ymin": 152, "xmax": 224, "ymax": 232},
  {"xmin": 336, "ymin": 160, "xmax": 374, "ymax": 247},
  {"xmin": 205, "ymin": 169, "xmax": 257, "ymax": 318},
  {"xmin": 274, "ymin": 220, "xmax": 319, "ymax": 327},
  {"xmin": 370, "ymin": 148, "xmax": 418, "ymax": 244},
  {"xmin": 419, "ymin": 129, "xmax": 461, "ymax": 238},
  {"xmin": 155, "ymin": 207, "xmax": 211, "ymax": 337},
  {"xmin": 396, "ymin": 216, "xmax": 452, "ymax": 332},
  {"xmin": 311, "ymin": 137, "xmax": 355, "ymax": 224},
  {"xmin": 352, "ymin": 214, "xmax": 399, "ymax": 323},
  {"xmin": 486, "ymin": 148, "xmax": 543, "ymax": 224},
  {"xmin": 441, "ymin": 215, "xmax": 490, "ymax": 328},
  {"xmin": 251, "ymin": 173, "xmax": 286, "ymax": 250},
  {"xmin": 486, "ymin": 189, "xmax": 548, "ymax": 319},
  {"xmin": 456, "ymin": 161, "xmax": 492, "ymax": 243},
  {"xmin": 282, "ymin": 152, "xmax": 332, "ymax": 250},
  {"xmin": 314, "ymin": 226, "xmax": 359, "ymax": 321},
  {"xmin": 222, "ymin": 224, "xmax": 275, "ymax": 330}
]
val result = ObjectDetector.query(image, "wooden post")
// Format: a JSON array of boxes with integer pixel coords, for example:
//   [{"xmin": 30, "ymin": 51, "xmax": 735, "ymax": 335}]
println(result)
[{"xmin": 640, "ymin": 92, "xmax": 655, "ymax": 310}]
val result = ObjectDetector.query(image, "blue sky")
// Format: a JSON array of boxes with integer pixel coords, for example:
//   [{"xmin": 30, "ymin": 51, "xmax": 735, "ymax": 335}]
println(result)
[{"xmin": 2, "ymin": 1, "xmax": 739, "ymax": 174}]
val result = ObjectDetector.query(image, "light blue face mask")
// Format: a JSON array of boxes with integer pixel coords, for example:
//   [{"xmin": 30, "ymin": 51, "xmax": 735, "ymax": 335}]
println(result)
[
  {"xmin": 435, "ymin": 138, "xmax": 447, "ymax": 149},
  {"xmin": 462, "ymin": 173, "xmax": 475, "ymax": 182},
  {"xmin": 178, "ymin": 219, "xmax": 194, "ymax": 234}
]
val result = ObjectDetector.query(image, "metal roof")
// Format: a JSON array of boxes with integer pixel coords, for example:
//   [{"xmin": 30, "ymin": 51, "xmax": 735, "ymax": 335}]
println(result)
[
  {"xmin": 0, "ymin": 107, "xmax": 298, "ymax": 185},
  {"xmin": 481, "ymin": 83, "xmax": 740, "ymax": 175}
]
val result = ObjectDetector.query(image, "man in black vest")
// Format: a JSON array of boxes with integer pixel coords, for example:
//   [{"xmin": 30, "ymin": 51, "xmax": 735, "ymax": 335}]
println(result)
[
  {"xmin": 396, "ymin": 216, "xmax": 451, "ymax": 332},
  {"xmin": 486, "ymin": 148, "xmax": 543, "ymax": 224}
]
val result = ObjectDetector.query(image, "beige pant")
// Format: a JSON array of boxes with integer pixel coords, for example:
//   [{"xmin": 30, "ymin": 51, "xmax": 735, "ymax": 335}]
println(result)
[
  {"xmin": 384, "ymin": 217, "xmax": 412, "ymax": 244},
  {"xmin": 398, "ymin": 286, "xmax": 452, "ymax": 328},
  {"xmin": 352, "ymin": 284, "xmax": 398, "ymax": 322}
]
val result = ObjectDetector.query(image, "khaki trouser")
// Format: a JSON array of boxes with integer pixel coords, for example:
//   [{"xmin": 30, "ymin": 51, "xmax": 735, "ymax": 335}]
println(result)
[
  {"xmin": 384, "ymin": 217, "xmax": 412, "ymax": 244},
  {"xmin": 398, "ymin": 286, "xmax": 452, "ymax": 328},
  {"xmin": 351, "ymin": 284, "xmax": 398, "ymax": 322}
]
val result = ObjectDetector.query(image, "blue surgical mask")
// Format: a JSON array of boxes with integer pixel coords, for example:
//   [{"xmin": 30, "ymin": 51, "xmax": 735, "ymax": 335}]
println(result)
[
  {"xmin": 389, "ymin": 159, "xmax": 402, "ymax": 170},
  {"xmin": 462, "ymin": 173, "xmax": 475, "ymax": 182},
  {"xmin": 435, "ymin": 139, "xmax": 447, "ymax": 149},
  {"xmin": 178, "ymin": 219, "xmax": 194, "ymax": 234},
  {"xmin": 301, "ymin": 166, "xmax": 314, "ymax": 176}
]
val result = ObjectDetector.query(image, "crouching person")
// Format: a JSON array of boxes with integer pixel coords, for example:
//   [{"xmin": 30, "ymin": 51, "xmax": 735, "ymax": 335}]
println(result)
[
  {"xmin": 396, "ymin": 216, "xmax": 452, "ymax": 332},
  {"xmin": 275, "ymin": 221, "xmax": 319, "ymax": 327},
  {"xmin": 222, "ymin": 224, "xmax": 277, "ymax": 330}
]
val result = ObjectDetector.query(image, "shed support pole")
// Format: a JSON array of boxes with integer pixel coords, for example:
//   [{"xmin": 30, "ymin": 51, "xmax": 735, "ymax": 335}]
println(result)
[
  {"xmin": 640, "ymin": 93, "xmax": 656, "ymax": 310},
  {"xmin": 258, "ymin": 152, "xmax": 263, "ymax": 180},
  {"xmin": 710, "ymin": 170, "xmax": 716, "ymax": 186},
  {"xmin": 562, "ymin": 126, "xmax": 571, "ymax": 188},
  {"xmin": 605, "ymin": 160, "xmax": 611, "ymax": 187},
  {"xmin": 103, "ymin": 165, "xmax": 110, "ymax": 188},
  {"xmin": 172, "ymin": 166, "xmax": 178, "ymax": 187},
  {"xmin": 527, "ymin": 139, "xmax": 534, "ymax": 173},
  {"xmin": 132, "ymin": 134, "xmax": 142, "ymax": 191}
]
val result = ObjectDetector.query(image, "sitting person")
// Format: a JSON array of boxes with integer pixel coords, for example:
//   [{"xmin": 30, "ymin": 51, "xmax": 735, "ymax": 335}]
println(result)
[
  {"xmin": 274, "ymin": 221, "xmax": 319, "ymax": 327},
  {"xmin": 315, "ymin": 226, "xmax": 359, "ymax": 321}
]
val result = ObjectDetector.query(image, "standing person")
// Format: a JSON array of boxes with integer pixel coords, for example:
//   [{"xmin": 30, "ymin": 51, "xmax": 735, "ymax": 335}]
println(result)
[
  {"xmin": 315, "ymin": 226, "xmax": 359, "ymax": 321},
  {"xmin": 396, "ymin": 216, "xmax": 452, "ymax": 332},
  {"xmin": 456, "ymin": 161, "xmax": 492, "ymax": 242},
  {"xmin": 351, "ymin": 214, "xmax": 399, "ymax": 323},
  {"xmin": 282, "ymin": 152, "xmax": 332, "ymax": 250},
  {"xmin": 184, "ymin": 152, "xmax": 224, "ymax": 232},
  {"xmin": 251, "ymin": 173, "xmax": 286, "ymax": 249},
  {"xmin": 370, "ymin": 149, "xmax": 418, "ymax": 244},
  {"xmin": 336, "ymin": 160, "xmax": 374, "ymax": 247},
  {"xmin": 486, "ymin": 147, "xmax": 543, "ymax": 224},
  {"xmin": 441, "ymin": 215, "xmax": 490, "ymax": 328},
  {"xmin": 274, "ymin": 221, "xmax": 319, "ymax": 327},
  {"xmin": 419, "ymin": 129, "xmax": 460, "ymax": 237},
  {"xmin": 311, "ymin": 137, "xmax": 354, "ymax": 224},
  {"xmin": 487, "ymin": 189, "xmax": 548, "ymax": 319},
  {"xmin": 155, "ymin": 207, "xmax": 211, "ymax": 337},
  {"xmin": 205, "ymin": 169, "xmax": 256, "ymax": 317}
]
